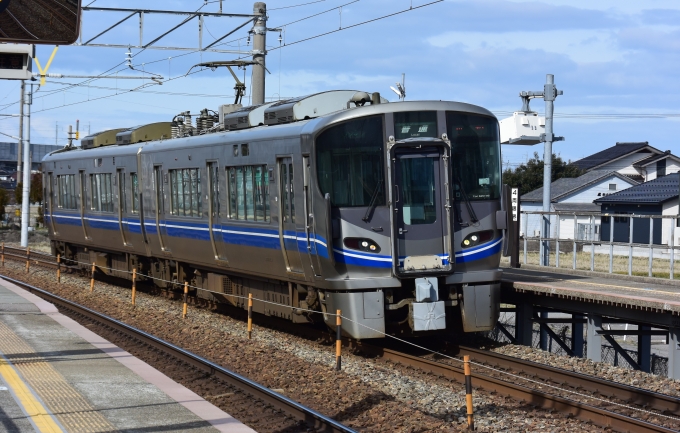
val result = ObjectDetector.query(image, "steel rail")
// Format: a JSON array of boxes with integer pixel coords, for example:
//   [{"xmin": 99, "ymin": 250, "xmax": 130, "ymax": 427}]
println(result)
[
  {"xmin": 1, "ymin": 247, "xmax": 60, "ymax": 269},
  {"xmin": 457, "ymin": 346, "xmax": 680, "ymax": 415},
  {"xmin": 5, "ymin": 247, "xmax": 677, "ymax": 430},
  {"xmin": 0, "ymin": 275, "xmax": 357, "ymax": 433},
  {"xmin": 356, "ymin": 344, "xmax": 677, "ymax": 433}
]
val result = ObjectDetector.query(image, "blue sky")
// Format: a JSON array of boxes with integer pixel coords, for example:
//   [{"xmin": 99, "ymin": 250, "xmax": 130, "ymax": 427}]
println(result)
[{"xmin": 0, "ymin": 0, "xmax": 679, "ymax": 169}]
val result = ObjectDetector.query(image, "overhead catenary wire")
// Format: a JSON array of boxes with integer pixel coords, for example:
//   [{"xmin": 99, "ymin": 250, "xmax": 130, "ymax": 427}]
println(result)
[
  {"xmin": 269, "ymin": 0, "xmax": 327, "ymax": 11},
  {"xmin": 271, "ymin": 0, "xmax": 443, "ymax": 49},
  {"xmin": 31, "ymin": 67, "xmax": 211, "ymax": 114}
]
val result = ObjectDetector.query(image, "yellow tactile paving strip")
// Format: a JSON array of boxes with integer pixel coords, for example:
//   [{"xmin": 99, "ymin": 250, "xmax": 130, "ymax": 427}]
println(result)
[
  {"xmin": 0, "ymin": 320, "xmax": 116, "ymax": 432},
  {"xmin": 0, "ymin": 354, "xmax": 63, "ymax": 433}
]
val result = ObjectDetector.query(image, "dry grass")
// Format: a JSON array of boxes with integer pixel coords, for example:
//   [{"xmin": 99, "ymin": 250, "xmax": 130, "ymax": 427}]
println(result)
[
  {"xmin": 501, "ymin": 251, "xmax": 680, "ymax": 279},
  {"xmin": 4, "ymin": 241, "xmax": 52, "ymax": 254}
]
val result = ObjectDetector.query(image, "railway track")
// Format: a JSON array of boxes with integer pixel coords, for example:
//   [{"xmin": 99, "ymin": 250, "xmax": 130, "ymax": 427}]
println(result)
[
  {"xmin": 1, "ymin": 246, "xmax": 62, "ymax": 269},
  {"xmin": 354, "ymin": 343, "xmax": 678, "ymax": 433},
  {"xmin": 2, "ymin": 247, "xmax": 679, "ymax": 432},
  {"xmin": 0, "ymin": 273, "xmax": 356, "ymax": 433}
]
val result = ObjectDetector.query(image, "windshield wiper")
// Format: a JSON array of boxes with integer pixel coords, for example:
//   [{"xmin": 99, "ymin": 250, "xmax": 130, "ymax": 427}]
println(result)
[
  {"xmin": 454, "ymin": 174, "xmax": 478, "ymax": 226},
  {"xmin": 362, "ymin": 180, "xmax": 383, "ymax": 222}
]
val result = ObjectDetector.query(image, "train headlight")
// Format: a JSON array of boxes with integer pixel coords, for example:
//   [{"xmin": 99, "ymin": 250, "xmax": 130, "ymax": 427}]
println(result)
[
  {"xmin": 461, "ymin": 230, "xmax": 494, "ymax": 249},
  {"xmin": 344, "ymin": 237, "xmax": 381, "ymax": 253}
]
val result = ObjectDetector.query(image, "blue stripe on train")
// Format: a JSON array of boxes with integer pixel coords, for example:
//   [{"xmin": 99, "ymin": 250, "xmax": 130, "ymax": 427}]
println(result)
[{"xmin": 47, "ymin": 212, "xmax": 500, "ymax": 267}]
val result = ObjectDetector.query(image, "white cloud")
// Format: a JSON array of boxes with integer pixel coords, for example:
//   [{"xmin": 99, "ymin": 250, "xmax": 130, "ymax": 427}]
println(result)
[{"xmin": 428, "ymin": 29, "xmax": 621, "ymax": 63}]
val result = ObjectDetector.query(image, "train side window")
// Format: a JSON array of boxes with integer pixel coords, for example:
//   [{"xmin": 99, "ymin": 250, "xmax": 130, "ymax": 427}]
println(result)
[
  {"xmin": 236, "ymin": 167, "xmax": 245, "ymax": 218},
  {"xmin": 245, "ymin": 165, "xmax": 254, "ymax": 220},
  {"xmin": 254, "ymin": 165, "xmax": 268, "ymax": 221},
  {"xmin": 168, "ymin": 168, "xmax": 201, "ymax": 217},
  {"xmin": 289, "ymin": 163, "xmax": 295, "ymax": 223},
  {"xmin": 90, "ymin": 173, "xmax": 113, "ymax": 212},
  {"xmin": 226, "ymin": 164, "xmax": 269, "ymax": 222},
  {"xmin": 228, "ymin": 168, "xmax": 237, "ymax": 219},
  {"xmin": 57, "ymin": 174, "xmax": 78, "ymax": 209},
  {"xmin": 130, "ymin": 173, "xmax": 139, "ymax": 214}
]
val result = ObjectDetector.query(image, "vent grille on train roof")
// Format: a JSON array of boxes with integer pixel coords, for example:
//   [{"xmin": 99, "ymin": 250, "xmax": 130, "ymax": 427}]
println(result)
[{"xmin": 222, "ymin": 101, "xmax": 277, "ymax": 130}]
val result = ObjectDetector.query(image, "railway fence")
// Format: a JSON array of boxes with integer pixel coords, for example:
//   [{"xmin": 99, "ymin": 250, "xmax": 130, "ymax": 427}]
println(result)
[{"xmin": 519, "ymin": 211, "xmax": 680, "ymax": 279}]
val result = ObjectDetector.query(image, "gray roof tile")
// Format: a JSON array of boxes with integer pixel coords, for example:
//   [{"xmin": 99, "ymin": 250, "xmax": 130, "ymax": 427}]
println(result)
[
  {"xmin": 572, "ymin": 142, "xmax": 653, "ymax": 170},
  {"xmin": 594, "ymin": 173, "xmax": 679, "ymax": 205},
  {"xmin": 520, "ymin": 170, "xmax": 637, "ymax": 202}
]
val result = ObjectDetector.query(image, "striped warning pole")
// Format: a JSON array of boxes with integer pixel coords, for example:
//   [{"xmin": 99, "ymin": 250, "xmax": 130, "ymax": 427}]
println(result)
[
  {"xmin": 25, "ymin": 247, "xmax": 30, "ymax": 273},
  {"xmin": 56, "ymin": 254, "xmax": 61, "ymax": 283},
  {"xmin": 131, "ymin": 268, "xmax": 137, "ymax": 305},
  {"xmin": 464, "ymin": 355, "xmax": 474, "ymax": 430},
  {"xmin": 247, "ymin": 293, "xmax": 253, "ymax": 339},
  {"xmin": 182, "ymin": 282, "xmax": 188, "ymax": 319},
  {"xmin": 335, "ymin": 309, "xmax": 342, "ymax": 371},
  {"xmin": 89, "ymin": 262, "xmax": 95, "ymax": 292}
]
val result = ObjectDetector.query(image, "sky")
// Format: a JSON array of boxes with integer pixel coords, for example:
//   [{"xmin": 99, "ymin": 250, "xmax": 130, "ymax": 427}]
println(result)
[{"xmin": 0, "ymin": 0, "xmax": 679, "ymax": 170}]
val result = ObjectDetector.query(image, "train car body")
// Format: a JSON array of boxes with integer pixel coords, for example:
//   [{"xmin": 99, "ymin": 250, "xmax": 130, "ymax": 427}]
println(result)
[{"xmin": 43, "ymin": 93, "xmax": 510, "ymax": 339}]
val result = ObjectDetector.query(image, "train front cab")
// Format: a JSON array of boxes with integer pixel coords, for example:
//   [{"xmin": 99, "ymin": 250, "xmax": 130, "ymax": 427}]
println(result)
[{"xmin": 315, "ymin": 105, "xmax": 506, "ymax": 339}]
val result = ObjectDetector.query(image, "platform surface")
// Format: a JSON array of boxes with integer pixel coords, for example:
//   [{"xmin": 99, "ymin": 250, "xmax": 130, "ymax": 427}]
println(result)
[
  {"xmin": 502, "ymin": 265, "xmax": 680, "ymax": 314},
  {"xmin": 0, "ymin": 279, "xmax": 255, "ymax": 433}
]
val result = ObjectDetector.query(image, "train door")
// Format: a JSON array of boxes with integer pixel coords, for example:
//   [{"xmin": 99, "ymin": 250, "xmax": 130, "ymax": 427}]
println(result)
[
  {"xmin": 153, "ymin": 165, "xmax": 170, "ymax": 252},
  {"xmin": 207, "ymin": 161, "xmax": 228, "ymax": 263},
  {"xmin": 278, "ymin": 157, "xmax": 304, "ymax": 274},
  {"xmin": 303, "ymin": 156, "xmax": 322, "ymax": 276},
  {"xmin": 79, "ymin": 170, "xmax": 91, "ymax": 240},
  {"xmin": 46, "ymin": 173, "xmax": 57, "ymax": 235},
  {"xmin": 392, "ymin": 148, "xmax": 449, "ymax": 273},
  {"xmin": 117, "ymin": 169, "xmax": 131, "ymax": 246}
]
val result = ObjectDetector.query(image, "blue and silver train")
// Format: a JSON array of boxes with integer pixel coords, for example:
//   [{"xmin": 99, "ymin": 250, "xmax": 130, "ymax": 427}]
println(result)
[{"xmin": 43, "ymin": 90, "xmax": 511, "ymax": 339}]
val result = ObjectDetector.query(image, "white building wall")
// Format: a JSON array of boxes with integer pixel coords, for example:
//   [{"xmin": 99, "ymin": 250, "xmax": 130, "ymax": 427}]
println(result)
[
  {"xmin": 597, "ymin": 151, "xmax": 655, "ymax": 176},
  {"xmin": 521, "ymin": 202, "xmax": 544, "ymax": 237},
  {"xmin": 560, "ymin": 176, "xmax": 637, "ymax": 203},
  {"xmin": 666, "ymin": 160, "xmax": 680, "ymax": 175},
  {"xmin": 647, "ymin": 164, "xmax": 657, "ymax": 181},
  {"xmin": 662, "ymin": 200, "xmax": 679, "ymax": 246}
]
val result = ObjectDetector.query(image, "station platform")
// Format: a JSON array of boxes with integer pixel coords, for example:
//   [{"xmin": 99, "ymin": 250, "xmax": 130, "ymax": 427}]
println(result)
[
  {"xmin": 499, "ymin": 265, "xmax": 680, "ymax": 379},
  {"xmin": 0, "ymin": 279, "xmax": 255, "ymax": 433},
  {"xmin": 501, "ymin": 265, "xmax": 680, "ymax": 315}
]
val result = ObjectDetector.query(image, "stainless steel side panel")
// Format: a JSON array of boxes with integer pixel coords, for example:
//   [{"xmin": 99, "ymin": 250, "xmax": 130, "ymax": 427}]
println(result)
[{"xmin": 460, "ymin": 283, "xmax": 500, "ymax": 332}]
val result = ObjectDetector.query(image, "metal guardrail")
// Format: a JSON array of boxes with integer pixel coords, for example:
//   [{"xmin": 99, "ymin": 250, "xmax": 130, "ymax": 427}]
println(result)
[{"xmin": 520, "ymin": 211, "xmax": 679, "ymax": 279}]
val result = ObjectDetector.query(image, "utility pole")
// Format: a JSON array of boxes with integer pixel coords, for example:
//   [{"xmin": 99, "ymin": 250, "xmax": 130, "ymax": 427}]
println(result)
[
  {"xmin": 20, "ymin": 83, "xmax": 33, "ymax": 247},
  {"xmin": 17, "ymin": 81, "xmax": 24, "ymax": 184},
  {"xmin": 516, "ymin": 75, "xmax": 563, "ymax": 266},
  {"xmin": 540, "ymin": 74, "xmax": 562, "ymax": 266},
  {"xmin": 542, "ymin": 75, "xmax": 555, "ymax": 266},
  {"xmin": 251, "ymin": 2, "xmax": 266, "ymax": 105}
]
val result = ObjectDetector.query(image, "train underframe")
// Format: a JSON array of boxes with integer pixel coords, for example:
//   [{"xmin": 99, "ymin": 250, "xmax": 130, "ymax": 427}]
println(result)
[{"xmin": 53, "ymin": 241, "xmax": 500, "ymax": 339}]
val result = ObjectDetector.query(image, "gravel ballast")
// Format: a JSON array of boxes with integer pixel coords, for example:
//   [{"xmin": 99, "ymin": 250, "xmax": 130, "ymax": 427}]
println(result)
[{"xmin": 0, "ymin": 261, "xmax": 643, "ymax": 432}]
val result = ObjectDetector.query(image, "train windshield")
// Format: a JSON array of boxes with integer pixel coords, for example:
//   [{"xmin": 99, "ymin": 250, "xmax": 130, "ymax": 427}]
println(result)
[
  {"xmin": 446, "ymin": 112, "xmax": 500, "ymax": 201},
  {"xmin": 316, "ymin": 116, "xmax": 385, "ymax": 207}
]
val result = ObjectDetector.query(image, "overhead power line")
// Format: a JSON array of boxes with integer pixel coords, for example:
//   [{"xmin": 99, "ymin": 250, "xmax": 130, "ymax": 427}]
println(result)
[
  {"xmin": 270, "ymin": 0, "xmax": 327, "ymax": 11},
  {"xmin": 272, "ymin": 0, "xmax": 443, "ymax": 49}
]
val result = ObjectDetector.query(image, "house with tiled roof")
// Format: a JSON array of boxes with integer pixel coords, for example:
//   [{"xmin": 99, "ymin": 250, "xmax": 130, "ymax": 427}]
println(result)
[
  {"xmin": 573, "ymin": 142, "xmax": 680, "ymax": 182},
  {"xmin": 521, "ymin": 170, "xmax": 639, "ymax": 240},
  {"xmin": 594, "ymin": 173, "xmax": 680, "ymax": 247}
]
